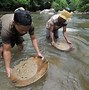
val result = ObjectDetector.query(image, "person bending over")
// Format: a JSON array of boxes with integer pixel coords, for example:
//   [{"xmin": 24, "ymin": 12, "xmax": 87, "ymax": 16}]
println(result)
[
  {"xmin": 0, "ymin": 7, "xmax": 44, "ymax": 77},
  {"xmin": 46, "ymin": 8, "xmax": 73, "ymax": 49}
]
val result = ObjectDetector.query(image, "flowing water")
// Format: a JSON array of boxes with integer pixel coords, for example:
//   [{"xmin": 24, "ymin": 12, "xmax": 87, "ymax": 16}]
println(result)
[{"xmin": 0, "ymin": 12, "xmax": 89, "ymax": 90}]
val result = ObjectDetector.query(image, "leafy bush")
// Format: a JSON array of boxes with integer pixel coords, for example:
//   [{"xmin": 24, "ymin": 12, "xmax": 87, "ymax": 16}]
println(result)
[
  {"xmin": 77, "ymin": 0, "xmax": 89, "ymax": 12},
  {"xmin": 0, "ymin": 0, "xmax": 29, "ymax": 10},
  {"xmin": 16, "ymin": 0, "xmax": 28, "ymax": 4},
  {"xmin": 69, "ymin": 0, "xmax": 80, "ymax": 11},
  {"xmin": 52, "ymin": 0, "xmax": 68, "ymax": 11}
]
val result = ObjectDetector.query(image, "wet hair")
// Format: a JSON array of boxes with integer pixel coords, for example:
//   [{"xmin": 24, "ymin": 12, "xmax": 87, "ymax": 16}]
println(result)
[{"xmin": 14, "ymin": 9, "xmax": 32, "ymax": 26}]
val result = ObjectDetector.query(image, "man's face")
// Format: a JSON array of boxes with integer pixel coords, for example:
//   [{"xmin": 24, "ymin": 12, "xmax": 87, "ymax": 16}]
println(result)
[
  {"xmin": 14, "ymin": 22, "xmax": 31, "ymax": 35},
  {"xmin": 58, "ymin": 17, "xmax": 66, "ymax": 23}
]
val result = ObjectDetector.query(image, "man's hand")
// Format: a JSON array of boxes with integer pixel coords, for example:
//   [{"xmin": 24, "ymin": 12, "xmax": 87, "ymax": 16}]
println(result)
[
  {"xmin": 6, "ymin": 68, "xmax": 12, "ymax": 78},
  {"xmin": 37, "ymin": 52, "xmax": 44, "ymax": 60},
  {"xmin": 67, "ymin": 40, "xmax": 72, "ymax": 44},
  {"xmin": 51, "ymin": 41, "xmax": 56, "ymax": 47},
  {"xmin": 67, "ymin": 41, "xmax": 74, "ymax": 50}
]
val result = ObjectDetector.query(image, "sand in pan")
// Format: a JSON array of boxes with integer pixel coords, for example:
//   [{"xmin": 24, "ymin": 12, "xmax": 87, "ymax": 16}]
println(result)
[
  {"xmin": 55, "ymin": 42, "xmax": 70, "ymax": 51},
  {"xmin": 12, "ymin": 57, "xmax": 37, "ymax": 80},
  {"xmin": 10, "ymin": 57, "xmax": 48, "ymax": 87}
]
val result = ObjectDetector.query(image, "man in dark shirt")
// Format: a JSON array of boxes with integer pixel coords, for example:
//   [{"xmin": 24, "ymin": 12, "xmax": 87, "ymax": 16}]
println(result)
[
  {"xmin": 0, "ymin": 7, "xmax": 44, "ymax": 78},
  {"xmin": 46, "ymin": 8, "xmax": 73, "ymax": 49}
]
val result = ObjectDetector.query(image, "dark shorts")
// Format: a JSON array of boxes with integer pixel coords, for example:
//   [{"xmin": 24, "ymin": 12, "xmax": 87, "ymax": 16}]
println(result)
[
  {"xmin": 10, "ymin": 36, "xmax": 24, "ymax": 48},
  {"xmin": 46, "ymin": 29, "xmax": 58, "ymax": 39},
  {"xmin": 0, "ymin": 36, "xmax": 24, "ymax": 48}
]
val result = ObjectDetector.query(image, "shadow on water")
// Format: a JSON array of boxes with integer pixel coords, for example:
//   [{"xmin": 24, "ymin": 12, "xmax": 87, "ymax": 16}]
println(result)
[{"xmin": 0, "ymin": 12, "xmax": 89, "ymax": 90}]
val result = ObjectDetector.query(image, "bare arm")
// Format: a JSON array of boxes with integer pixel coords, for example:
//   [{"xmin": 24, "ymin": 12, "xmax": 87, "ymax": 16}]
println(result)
[
  {"xmin": 49, "ymin": 24, "xmax": 56, "ymax": 46},
  {"xmin": 63, "ymin": 26, "xmax": 71, "ymax": 43},
  {"xmin": 30, "ymin": 34, "xmax": 40, "ymax": 53},
  {"xmin": 30, "ymin": 34, "xmax": 44, "ymax": 59},
  {"xmin": 63, "ymin": 26, "xmax": 73, "ymax": 49},
  {"xmin": 3, "ymin": 43, "xmax": 11, "ymax": 77}
]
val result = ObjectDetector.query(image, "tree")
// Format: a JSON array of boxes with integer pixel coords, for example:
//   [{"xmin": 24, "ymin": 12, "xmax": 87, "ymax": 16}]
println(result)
[
  {"xmin": 52, "ymin": 0, "xmax": 68, "ymax": 11},
  {"xmin": 77, "ymin": 0, "xmax": 89, "ymax": 12},
  {"xmin": 68, "ymin": 0, "xmax": 80, "ymax": 11}
]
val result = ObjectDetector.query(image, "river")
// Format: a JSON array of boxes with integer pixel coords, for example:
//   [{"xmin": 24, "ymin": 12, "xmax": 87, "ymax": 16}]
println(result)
[{"xmin": 0, "ymin": 11, "xmax": 89, "ymax": 90}]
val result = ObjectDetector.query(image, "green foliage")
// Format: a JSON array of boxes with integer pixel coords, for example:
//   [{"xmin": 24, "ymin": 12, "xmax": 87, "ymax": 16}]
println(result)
[
  {"xmin": 77, "ymin": 0, "xmax": 89, "ymax": 12},
  {"xmin": 0, "ymin": 0, "xmax": 16, "ymax": 10},
  {"xmin": 0, "ymin": 0, "xmax": 89, "ymax": 12},
  {"xmin": 16, "ymin": 0, "xmax": 29, "ymax": 4},
  {"xmin": 52, "ymin": 2, "xmax": 60, "ymax": 11},
  {"xmin": 69, "ymin": 0, "xmax": 80, "ymax": 11},
  {"xmin": 28, "ymin": 0, "xmax": 52, "ymax": 11},
  {"xmin": 52, "ymin": 0, "xmax": 68, "ymax": 11},
  {"xmin": 0, "ymin": 0, "xmax": 29, "ymax": 10}
]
